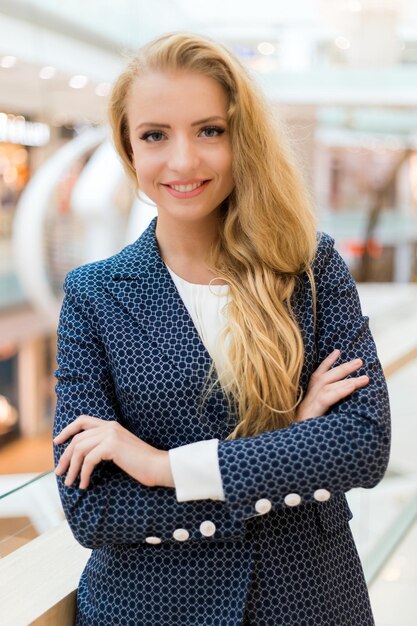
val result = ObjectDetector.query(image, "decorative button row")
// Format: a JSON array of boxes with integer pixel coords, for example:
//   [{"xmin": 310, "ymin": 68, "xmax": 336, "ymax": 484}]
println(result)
[
  {"xmin": 254, "ymin": 489, "xmax": 331, "ymax": 514},
  {"xmin": 145, "ymin": 520, "xmax": 216, "ymax": 545},
  {"xmin": 144, "ymin": 491, "xmax": 332, "ymax": 543}
]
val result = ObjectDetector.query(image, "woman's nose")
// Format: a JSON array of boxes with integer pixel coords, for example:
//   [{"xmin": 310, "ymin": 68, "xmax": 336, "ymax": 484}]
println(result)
[{"xmin": 167, "ymin": 137, "xmax": 200, "ymax": 172}]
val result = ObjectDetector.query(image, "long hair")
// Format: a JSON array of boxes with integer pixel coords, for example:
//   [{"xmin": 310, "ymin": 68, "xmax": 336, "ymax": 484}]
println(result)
[{"xmin": 108, "ymin": 32, "xmax": 318, "ymax": 439}]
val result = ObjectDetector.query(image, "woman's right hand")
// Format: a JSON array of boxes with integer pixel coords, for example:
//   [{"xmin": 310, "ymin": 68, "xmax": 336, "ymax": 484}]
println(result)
[{"xmin": 295, "ymin": 349, "xmax": 369, "ymax": 423}]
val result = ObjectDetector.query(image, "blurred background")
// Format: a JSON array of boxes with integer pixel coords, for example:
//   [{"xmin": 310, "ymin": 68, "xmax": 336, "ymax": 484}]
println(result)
[{"xmin": 0, "ymin": 1, "xmax": 416, "ymax": 624}]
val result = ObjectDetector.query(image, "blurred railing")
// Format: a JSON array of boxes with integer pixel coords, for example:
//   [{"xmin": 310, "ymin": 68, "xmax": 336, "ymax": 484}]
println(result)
[
  {"xmin": 365, "ymin": 490, "xmax": 417, "ymax": 586},
  {"xmin": 0, "ymin": 471, "xmax": 90, "ymax": 626}
]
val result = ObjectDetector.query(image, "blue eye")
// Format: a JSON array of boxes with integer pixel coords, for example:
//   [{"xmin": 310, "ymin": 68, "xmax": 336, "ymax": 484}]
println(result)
[
  {"xmin": 201, "ymin": 126, "xmax": 225, "ymax": 137},
  {"xmin": 140, "ymin": 131, "xmax": 165, "ymax": 143}
]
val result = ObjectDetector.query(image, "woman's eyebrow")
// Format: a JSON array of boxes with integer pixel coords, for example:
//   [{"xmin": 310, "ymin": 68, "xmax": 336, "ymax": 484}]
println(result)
[{"xmin": 135, "ymin": 116, "xmax": 227, "ymax": 131}]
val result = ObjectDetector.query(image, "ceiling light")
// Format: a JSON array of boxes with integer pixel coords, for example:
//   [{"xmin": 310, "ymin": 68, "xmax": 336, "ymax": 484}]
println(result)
[
  {"xmin": 39, "ymin": 66, "xmax": 56, "ymax": 80},
  {"xmin": 257, "ymin": 42, "xmax": 276, "ymax": 56},
  {"xmin": 69, "ymin": 75, "xmax": 88, "ymax": 89},
  {"xmin": 95, "ymin": 82, "xmax": 111, "ymax": 97},
  {"xmin": 1, "ymin": 56, "xmax": 17, "ymax": 68},
  {"xmin": 335, "ymin": 37, "xmax": 351, "ymax": 50}
]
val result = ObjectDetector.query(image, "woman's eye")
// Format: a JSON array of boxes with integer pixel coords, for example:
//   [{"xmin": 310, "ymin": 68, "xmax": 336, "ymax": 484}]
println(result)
[
  {"xmin": 139, "ymin": 126, "xmax": 225, "ymax": 142},
  {"xmin": 201, "ymin": 126, "xmax": 225, "ymax": 138},
  {"xmin": 140, "ymin": 131, "xmax": 165, "ymax": 143}
]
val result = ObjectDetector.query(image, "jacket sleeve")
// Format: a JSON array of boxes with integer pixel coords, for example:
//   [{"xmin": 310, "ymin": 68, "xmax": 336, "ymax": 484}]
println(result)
[
  {"xmin": 53, "ymin": 271, "xmax": 246, "ymax": 549},
  {"xmin": 217, "ymin": 233, "xmax": 391, "ymax": 522}
]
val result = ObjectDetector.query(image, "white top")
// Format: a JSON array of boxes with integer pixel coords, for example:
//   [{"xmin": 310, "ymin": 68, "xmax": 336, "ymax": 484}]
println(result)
[
  {"xmin": 165, "ymin": 264, "xmax": 231, "ymax": 379},
  {"xmin": 165, "ymin": 264, "xmax": 229, "ymax": 502}
]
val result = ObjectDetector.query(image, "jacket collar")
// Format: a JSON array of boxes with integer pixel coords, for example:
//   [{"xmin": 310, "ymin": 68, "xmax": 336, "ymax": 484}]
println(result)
[
  {"xmin": 107, "ymin": 217, "xmax": 217, "ymax": 387},
  {"xmin": 111, "ymin": 216, "xmax": 163, "ymax": 280}
]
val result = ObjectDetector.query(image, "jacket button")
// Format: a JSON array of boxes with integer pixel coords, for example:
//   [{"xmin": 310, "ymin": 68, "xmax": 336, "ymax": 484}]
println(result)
[
  {"xmin": 145, "ymin": 536, "xmax": 162, "ymax": 544},
  {"xmin": 173, "ymin": 528, "xmax": 190, "ymax": 541},
  {"xmin": 200, "ymin": 521, "xmax": 216, "ymax": 537},
  {"xmin": 284, "ymin": 493, "xmax": 301, "ymax": 507},
  {"xmin": 314, "ymin": 489, "xmax": 331, "ymax": 502},
  {"xmin": 255, "ymin": 498, "xmax": 272, "ymax": 514}
]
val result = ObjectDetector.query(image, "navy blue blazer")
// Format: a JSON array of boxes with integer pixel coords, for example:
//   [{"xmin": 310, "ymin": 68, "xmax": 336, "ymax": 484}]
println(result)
[{"xmin": 53, "ymin": 217, "xmax": 391, "ymax": 626}]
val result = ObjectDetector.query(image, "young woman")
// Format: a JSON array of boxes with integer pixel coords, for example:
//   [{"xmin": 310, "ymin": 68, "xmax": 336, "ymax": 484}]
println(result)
[{"xmin": 53, "ymin": 32, "xmax": 391, "ymax": 626}]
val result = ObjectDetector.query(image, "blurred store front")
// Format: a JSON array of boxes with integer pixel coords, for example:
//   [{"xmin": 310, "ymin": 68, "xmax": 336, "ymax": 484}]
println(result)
[{"xmin": 0, "ymin": 110, "xmax": 78, "ymax": 450}]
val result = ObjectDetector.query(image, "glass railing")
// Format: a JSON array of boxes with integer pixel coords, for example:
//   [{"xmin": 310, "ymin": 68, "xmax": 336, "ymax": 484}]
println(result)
[
  {"xmin": 364, "ymin": 483, "xmax": 417, "ymax": 587},
  {"xmin": 346, "ymin": 327, "xmax": 417, "ymax": 626},
  {"xmin": 0, "ymin": 469, "xmax": 64, "ymax": 558},
  {"xmin": 366, "ymin": 492, "xmax": 417, "ymax": 626}
]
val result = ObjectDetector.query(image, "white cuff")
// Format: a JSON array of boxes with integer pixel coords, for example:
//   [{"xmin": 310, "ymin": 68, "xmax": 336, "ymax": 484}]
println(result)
[{"xmin": 168, "ymin": 439, "xmax": 226, "ymax": 502}]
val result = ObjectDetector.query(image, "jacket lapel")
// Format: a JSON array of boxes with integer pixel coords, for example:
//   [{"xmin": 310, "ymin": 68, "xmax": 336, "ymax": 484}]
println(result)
[{"xmin": 107, "ymin": 217, "xmax": 215, "ymax": 387}]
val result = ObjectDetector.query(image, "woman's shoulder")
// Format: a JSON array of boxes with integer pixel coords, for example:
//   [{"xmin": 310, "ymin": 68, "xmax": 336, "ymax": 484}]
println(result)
[
  {"xmin": 311, "ymin": 231, "xmax": 337, "ymax": 276},
  {"xmin": 315, "ymin": 230, "xmax": 336, "ymax": 258},
  {"xmin": 62, "ymin": 241, "xmax": 137, "ymax": 297},
  {"xmin": 63, "ymin": 219, "xmax": 156, "ymax": 295}
]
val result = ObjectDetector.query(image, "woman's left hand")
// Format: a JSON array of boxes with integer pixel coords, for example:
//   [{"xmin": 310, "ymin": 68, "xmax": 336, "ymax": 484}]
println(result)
[{"xmin": 53, "ymin": 415, "xmax": 174, "ymax": 490}]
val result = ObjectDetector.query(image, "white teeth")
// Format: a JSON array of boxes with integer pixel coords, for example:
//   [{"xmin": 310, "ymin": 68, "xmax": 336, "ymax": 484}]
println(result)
[{"xmin": 169, "ymin": 181, "xmax": 206, "ymax": 192}]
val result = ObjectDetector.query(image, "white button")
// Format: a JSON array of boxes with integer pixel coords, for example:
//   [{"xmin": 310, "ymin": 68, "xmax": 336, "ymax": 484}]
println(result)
[
  {"xmin": 284, "ymin": 493, "xmax": 301, "ymax": 507},
  {"xmin": 173, "ymin": 528, "xmax": 190, "ymax": 541},
  {"xmin": 314, "ymin": 489, "xmax": 331, "ymax": 502},
  {"xmin": 200, "ymin": 521, "xmax": 216, "ymax": 537},
  {"xmin": 255, "ymin": 498, "xmax": 272, "ymax": 515},
  {"xmin": 145, "ymin": 536, "xmax": 162, "ymax": 545}
]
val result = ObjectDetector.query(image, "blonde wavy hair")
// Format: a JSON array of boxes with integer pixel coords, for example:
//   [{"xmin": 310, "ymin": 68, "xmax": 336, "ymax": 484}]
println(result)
[{"xmin": 108, "ymin": 32, "xmax": 318, "ymax": 440}]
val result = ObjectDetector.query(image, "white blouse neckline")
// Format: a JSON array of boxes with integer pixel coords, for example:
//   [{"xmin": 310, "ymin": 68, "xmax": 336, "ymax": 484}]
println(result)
[{"xmin": 164, "ymin": 263, "xmax": 229, "ymax": 290}]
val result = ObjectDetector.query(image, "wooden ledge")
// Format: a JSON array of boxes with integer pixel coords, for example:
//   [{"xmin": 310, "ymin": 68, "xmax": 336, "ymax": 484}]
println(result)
[{"xmin": 0, "ymin": 520, "xmax": 90, "ymax": 626}]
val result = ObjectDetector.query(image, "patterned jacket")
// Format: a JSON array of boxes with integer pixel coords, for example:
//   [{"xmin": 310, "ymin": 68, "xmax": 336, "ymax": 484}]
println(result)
[{"xmin": 53, "ymin": 217, "xmax": 391, "ymax": 626}]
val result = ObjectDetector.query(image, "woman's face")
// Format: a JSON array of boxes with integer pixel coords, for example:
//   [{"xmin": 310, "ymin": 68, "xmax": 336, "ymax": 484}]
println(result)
[{"xmin": 126, "ymin": 70, "xmax": 235, "ymax": 224}]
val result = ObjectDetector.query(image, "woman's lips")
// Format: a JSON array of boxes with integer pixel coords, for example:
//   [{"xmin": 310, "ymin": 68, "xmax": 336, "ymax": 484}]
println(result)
[{"xmin": 163, "ymin": 180, "xmax": 210, "ymax": 199}]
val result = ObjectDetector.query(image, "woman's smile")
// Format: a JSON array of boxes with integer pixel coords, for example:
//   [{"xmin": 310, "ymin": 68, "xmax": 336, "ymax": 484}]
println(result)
[{"xmin": 162, "ymin": 179, "xmax": 211, "ymax": 198}]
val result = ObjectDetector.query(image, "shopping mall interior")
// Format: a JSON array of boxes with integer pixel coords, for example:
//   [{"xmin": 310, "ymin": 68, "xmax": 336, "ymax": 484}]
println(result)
[{"xmin": 0, "ymin": 1, "xmax": 416, "ymax": 624}]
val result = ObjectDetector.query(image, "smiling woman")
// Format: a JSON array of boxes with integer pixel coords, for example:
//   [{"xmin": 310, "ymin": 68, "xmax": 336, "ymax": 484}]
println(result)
[{"xmin": 52, "ymin": 31, "xmax": 390, "ymax": 626}]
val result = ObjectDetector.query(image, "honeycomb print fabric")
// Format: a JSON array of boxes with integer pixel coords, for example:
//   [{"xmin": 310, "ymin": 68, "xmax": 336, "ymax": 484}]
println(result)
[{"xmin": 53, "ymin": 217, "xmax": 391, "ymax": 626}]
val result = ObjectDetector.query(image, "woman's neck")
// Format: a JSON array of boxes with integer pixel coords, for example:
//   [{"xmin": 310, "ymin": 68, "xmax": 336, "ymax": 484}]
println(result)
[{"xmin": 155, "ymin": 213, "xmax": 226, "ymax": 285}]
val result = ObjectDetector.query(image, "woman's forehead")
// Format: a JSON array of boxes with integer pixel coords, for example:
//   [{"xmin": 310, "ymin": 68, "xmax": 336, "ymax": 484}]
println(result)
[
  {"xmin": 126, "ymin": 71, "xmax": 229, "ymax": 130},
  {"xmin": 128, "ymin": 71, "xmax": 228, "ymax": 111}
]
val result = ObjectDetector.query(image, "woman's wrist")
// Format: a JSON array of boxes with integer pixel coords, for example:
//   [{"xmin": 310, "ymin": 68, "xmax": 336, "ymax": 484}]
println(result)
[{"xmin": 153, "ymin": 450, "xmax": 175, "ymax": 488}]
